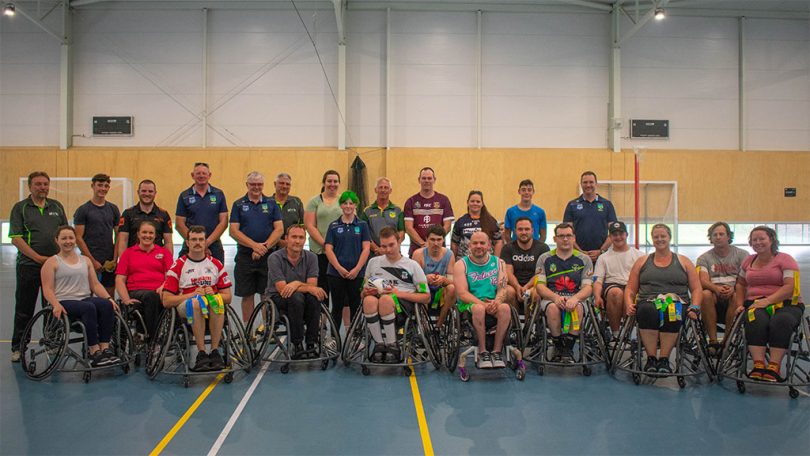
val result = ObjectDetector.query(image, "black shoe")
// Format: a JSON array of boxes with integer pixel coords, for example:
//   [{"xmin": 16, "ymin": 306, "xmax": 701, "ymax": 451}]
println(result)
[
  {"xmin": 192, "ymin": 351, "xmax": 209, "ymax": 371},
  {"xmin": 371, "ymin": 344, "xmax": 386, "ymax": 363},
  {"xmin": 644, "ymin": 356, "xmax": 658, "ymax": 373},
  {"xmin": 90, "ymin": 351, "xmax": 106, "ymax": 368},
  {"xmin": 384, "ymin": 344, "xmax": 401, "ymax": 364},
  {"xmin": 207, "ymin": 349, "xmax": 225, "ymax": 371},
  {"xmin": 657, "ymin": 357, "xmax": 672, "ymax": 374},
  {"xmin": 305, "ymin": 343, "xmax": 319, "ymax": 359},
  {"xmin": 550, "ymin": 338, "xmax": 563, "ymax": 362},
  {"xmin": 101, "ymin": 348, "xmax": 121, "ymax": 365},
  {"xmin": 291, "ymin": 343, "xmax": 306, "ymax": 360}
]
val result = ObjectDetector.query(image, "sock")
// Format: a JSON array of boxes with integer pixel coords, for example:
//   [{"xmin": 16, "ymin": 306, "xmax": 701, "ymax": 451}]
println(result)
[
  {"xmin": 364, "ymin": 313, "xmax": 383, "ymax": 343},
  {"xmin": 612, "ymin": 330, "xmax": 619, "ymax": 339},
  {"xmin": 380, "ymin": 313, "xmax": 397, "ymax": 345}
]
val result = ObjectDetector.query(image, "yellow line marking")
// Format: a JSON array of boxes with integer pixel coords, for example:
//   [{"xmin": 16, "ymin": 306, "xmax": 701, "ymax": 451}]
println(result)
[
  {"xmin": 408, "ymin": 360, "xmax": 434, "ymax": 456},
  {"xmin": 149, "ymin": 373, "xmax": 224, "ymax": 456},
  {"xmin": 0, "ymin": 340, "xmax": 12, "ymax": 343}
]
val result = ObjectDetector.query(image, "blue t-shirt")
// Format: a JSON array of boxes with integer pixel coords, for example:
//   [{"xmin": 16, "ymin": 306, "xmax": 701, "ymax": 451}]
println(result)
[
  {"xmin": 503, "ymin": 204, "xmax": 547, "ymax": 241},
  {"xmin": 562, "ymin": 195, "xmax": 617, "ymax": 251},
  {"xmin": 229, "ymin": 194, "xmax": 281, "ymax": 255},
  {"xmin": 324, "ymin": 217, "xmax": 370, "ymax": 276},
  {"xmin": 176, "ymin": 185, "xmax": 228, "ymax": 238}
]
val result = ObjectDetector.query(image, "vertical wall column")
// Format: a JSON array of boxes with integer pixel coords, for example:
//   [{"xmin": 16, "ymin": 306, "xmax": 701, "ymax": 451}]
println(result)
[
  {"xmin": 202, "ymin": 8, "xmax": 209, "ymax": 148},
  {"xmin": 59, "ymin": 3, "xmax": 73, "ymax": 150},
  {"xmin": 385, "ymin": 8, "xmax": 392, "ymax": 150},
  {"xmin": 608, "ymin": 6, "xmax": 621, "ymax": 152},
  {"xmin": 338, "ymin": 43, "xmax": 346, "ymax": 150},
  {"xmin": 476, "ymin": 10, "xmax": 482, "ymax": 149},
  {"xmin": 738, "ymin": 16, "xmax": 746, "ymax": 151}
]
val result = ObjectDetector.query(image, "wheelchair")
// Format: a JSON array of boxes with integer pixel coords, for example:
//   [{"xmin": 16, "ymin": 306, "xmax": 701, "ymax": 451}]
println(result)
[
  {"xmin": 443, "ymin": 304, "xmax": 526, "ymax": 382},
  {"xmin": 341, "ymin": 300, "xmax": 441, "ymax": 376},
  {"xmin": 522, "ymin": 298, "xmax": 610, "ymax": 377},
  {"xmin": 144, "ymin": 304, "xmax": 252, "ymax": 387},
  {"xmin": 20, "ymin": 307, "xmax": 134, "ymax": 383},
  {"xmin": 716, "ymin": 311, "xmax": 810, "ymax": 399},
  {"xmin": 610, "ymin": 312, "xmax": 715, "ymax": 388},
  {"xmin": 246, "ymin": 298, "xmax": 341, "ymax": 373},
  {"xmin": 119, "ymin": 300, "xmax": 150, "ymax": 367}
]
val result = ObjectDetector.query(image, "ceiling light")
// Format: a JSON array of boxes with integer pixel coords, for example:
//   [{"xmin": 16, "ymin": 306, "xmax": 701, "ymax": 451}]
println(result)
[
  {"xmin": 3, "ymin": 3, "xmax": 15, "ymax": 17},
  {"xmin": 654, "ymin": 8, "xmax": 666, "ymax": 21}
]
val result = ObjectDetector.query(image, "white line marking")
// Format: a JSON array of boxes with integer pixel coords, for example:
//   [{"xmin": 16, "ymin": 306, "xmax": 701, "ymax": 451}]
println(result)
[{"xmin": 206, "ymin": 342, "xmax": 282, "ymax": 456}]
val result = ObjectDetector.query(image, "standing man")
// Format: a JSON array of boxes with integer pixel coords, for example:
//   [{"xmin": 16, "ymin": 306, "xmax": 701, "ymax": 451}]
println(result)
[
  {"xmin": 503, "ymin": 179, "xmax": 548, "ymax": 244},
  {"xmin": 229, "ymin": 171, "xmax": 283, "ymax": 323},
  {"xmin": 563, "ymin": 171, "xmax": 617, "ymax": 264},
  {"xmin": 360, "ymin": 177, "xmax": 405, "ymax": 256},
  {"xmin": 74, "ymin": 173, "xmax": 121, "ymax": 297},
  {"xmin": 403, "ymin": 167, "xmax": 454, "ymax": 257},
  {"xmin": 592, "ymin": 221, "xmax": 645, "ymax": 339},
  {"xmin": 117, "ymin": 179, "xmax": 174, "ymax": 256},
  {"xmin": 500, "ymin": 217, "xmax": 549, "ymax": 315},
  {"xmin": 270, "ymin": 172, "xmax": 305, "ymax": 251},
  {"xmin": 175, "ymin": 162, "xmax": 228, "ymax": 263},
  {"xmin": 696, "ymin": 221, "xmax": 748, "ymax": 354},
  {"xmin": 9, "ymin": 171, "xmax": 68, "ymax": 362}
]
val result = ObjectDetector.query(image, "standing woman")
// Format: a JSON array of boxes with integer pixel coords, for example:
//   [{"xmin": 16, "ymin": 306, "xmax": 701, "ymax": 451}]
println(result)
[
  {"xmin": 324, "ymin": 191, "xmax": 371, "ymax": 329},
  {"xmin": 625, "ymin": 224, "xmax": 702, "ymax": 373},
  {"xmin": 735, "ymin": 226, "xmax": 803, "ymax": 382},
  {"xmin": 115, "ymin": 220, "xmax": 173, "ymax": 344},
  {"xmin": 305, "ymin": 170, "xmax": 343, "ymax": 294},
  {"xmin": 41, "ymin": 225, "xmax": 121, "ymax": 367},
  {"xmin": 452, "ymin": 190, "xmax": 503, "ymax": 258}
]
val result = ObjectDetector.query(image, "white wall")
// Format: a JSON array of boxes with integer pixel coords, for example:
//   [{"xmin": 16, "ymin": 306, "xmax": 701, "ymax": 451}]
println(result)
[{"xmin": 1, "ymin": 8, "xmax": 807, "ymax": 150}]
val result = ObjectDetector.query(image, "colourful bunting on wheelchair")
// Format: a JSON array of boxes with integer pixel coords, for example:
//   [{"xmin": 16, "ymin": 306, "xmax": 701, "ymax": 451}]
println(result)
[
  {"xmin": 655, "ymin": 294, "xmax": 683, "ymax": 325},
  {"xmin": 185, "ymin": 295, "xmax": 207, "ymax": 324},
  {"xmin": 748, "ymin": 301, "xmax": 783, "ymax": 322},
  {"xmin": 562, "ymin": 309, "xmax": 580, "ymax": 333},
  {"xmin": 392, "ymin": 294, "xmax": 402, "ymax": 314},
  {"xmin": 431, "ymin": 288, "xmax": 443, "ymax": 310},
  {"xmin": 206, "ymin": 294, "xmax": 225, "ymax": 315}
]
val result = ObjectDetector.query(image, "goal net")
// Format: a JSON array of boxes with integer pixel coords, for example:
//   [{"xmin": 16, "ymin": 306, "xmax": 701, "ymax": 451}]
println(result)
[
  {"xmin": 18, "ymin": 177, "xmax": 134, "ymax": 220},
  {"xmin": 598, "ymin": 180, "xmax": 678, "ymax": 251}
]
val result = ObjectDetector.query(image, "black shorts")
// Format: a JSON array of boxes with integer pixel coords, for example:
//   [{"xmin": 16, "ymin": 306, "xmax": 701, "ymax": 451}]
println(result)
[
  {"xmin": 98, "ymin": 270, "xmax": 116, "ymax": 288},
  {"xmin": 395, "ymin": 297, "xmax": 416, "ymax": 315},
  {"xmin": 233, "ymin": 252, "xmax": 269, "ymax": 297},
  {"xmin": 602, "ymin": 283, "xmax": 625, "ymax": 300},
  {"xmin": 715, "ymin": 296, "xmax": 730, "ymax": 317}
]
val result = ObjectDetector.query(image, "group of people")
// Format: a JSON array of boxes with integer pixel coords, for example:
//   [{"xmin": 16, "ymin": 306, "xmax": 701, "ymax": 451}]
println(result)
[{"xmin": 8, "ymin": 167, "xmax": 804, "ymax": 382}]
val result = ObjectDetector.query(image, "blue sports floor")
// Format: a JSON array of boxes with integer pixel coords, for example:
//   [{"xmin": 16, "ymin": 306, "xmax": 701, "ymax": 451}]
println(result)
[{"xmin": 1, "ymin": 245, "xmax": 808, "ymax": 456}]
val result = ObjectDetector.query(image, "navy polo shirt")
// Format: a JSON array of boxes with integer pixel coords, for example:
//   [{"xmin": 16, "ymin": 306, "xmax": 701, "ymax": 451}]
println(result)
[
  {"xmin": 324, "ymin": 216, "xmax": 370, "ymax": 276},
  {"xmin": 229, "ymin": 194, "xmax": 281, "ymax": 255},
  {"xmin": 176, "ymin": 185, "xmax": 228, "ymax": 237},
  {"xmin": 562, "ymin": 195, "xmax": 617, "ymax": 251}
]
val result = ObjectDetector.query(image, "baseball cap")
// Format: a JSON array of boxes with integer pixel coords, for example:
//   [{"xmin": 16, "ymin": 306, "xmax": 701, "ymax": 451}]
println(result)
[{"xmin": 609, "ymin": 221, "xmax": 627, "ymax": 233}]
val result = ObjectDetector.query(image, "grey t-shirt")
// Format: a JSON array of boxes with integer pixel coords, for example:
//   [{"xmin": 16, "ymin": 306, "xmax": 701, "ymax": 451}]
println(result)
[
  {"xmin": 696, "ymin": 246, "xmax": 749, "ymax": 286},
  {"xmin": 266, "ymin": 249, "xmax": 319, "ymax": 298},
  {"xmin": 74, "ymin": 200, "xmax": 121, "ymax": 262},
  {"xmin": 364, "ymin": 255, "xmax": 428, "ymax": 294}
]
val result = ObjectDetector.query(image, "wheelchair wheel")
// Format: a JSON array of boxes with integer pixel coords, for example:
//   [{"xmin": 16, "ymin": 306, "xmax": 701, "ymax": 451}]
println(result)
[
  {"xmin": 319, "ymin": 303, "xmax": 342, "ymax": 362},
  {"xmin": 145, "ymin": 310, "xmax": 175, "ymax": 379},
  {"xmin": 111, "ymin": 311, "xmax": 135, "ymax": 368},
  {"xmin": 225, "ymin": 305, "xmax": 253, "ymax": 372},
  {"xmin": 415, "ymin": 303, "xmax": 442, "ymax": 370},
  {"xmin": 508, "ymin": 306, "xmax": 523, "ymax": 352},
  {"xmin": 341, "ymin": 310, "xmax": 367, "ymax": 365},
  {"xmin": 246, "ymin": 300, "xmax": 277, "ymax": 366},
  {"xmin": 444, "ymin": 307, "xmax": 461, "ymax": 372},
  {"xmin": 20, "ymin": 309, "xmax": 69, "ymax": 381}
]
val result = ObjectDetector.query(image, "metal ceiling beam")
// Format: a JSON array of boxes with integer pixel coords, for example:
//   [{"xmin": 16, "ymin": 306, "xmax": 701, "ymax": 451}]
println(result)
[
  {"xmin": 333, "ymin": 0, "xmax": 345, "ymax": 44},
  {"xmin": 617, "ymin": 0, "xmax": 669, "ymax": 47},
  {"xmin": 11, "ymin": 3, "xmax": 66, "ymax": 43}
]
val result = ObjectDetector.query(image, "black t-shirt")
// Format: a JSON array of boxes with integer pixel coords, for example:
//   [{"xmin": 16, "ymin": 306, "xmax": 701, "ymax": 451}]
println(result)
[
  {"xmin": 500, "ymin": 239, "xmax": 549, "ymax": 286},
  {"xmin": 74, "ymin": 201, "xmax": 120, "ymax": 262},
  {"xmin": 118, "ymin": 204, "xmax": 173, "ymax": 248}
]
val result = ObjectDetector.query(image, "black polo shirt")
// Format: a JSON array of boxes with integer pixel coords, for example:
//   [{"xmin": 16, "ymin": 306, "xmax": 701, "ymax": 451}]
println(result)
[
  {"xmin": 118, "ymin": 204, "xmax": 173, "ymax": 248},
  {"xmin": 271, "ymin": 194, "xmax": 305, "ymax": 234},
  {"xmin": 9, "ymin": 196, "xmax": 68, "ymax": 266}
]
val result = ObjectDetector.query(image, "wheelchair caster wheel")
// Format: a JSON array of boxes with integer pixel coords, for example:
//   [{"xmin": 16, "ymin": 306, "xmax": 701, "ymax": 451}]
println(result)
[
  {"xmin": 632, "ymin": 373, "xmax": 641, "ymax": 385},
  {"xmin": 736, "ymin": 381, "xmax": 745, "ymax": 394},
  {"xmin": 582, "ymin": 366, "xmax": 592, "ymax": 377},
  {"xmin": 361, "ymin": 366, "xmax": 370, "ymax": 376},
  {"xmin": 83, "ymin": 372, "xmax": 92, "ymax": 383},
  {"xmin": 789, "ymin": 387, "xmax": 799, "ymax": 399},
  {"xmin": 280, "ymin": 364, "xmax": 290, "ymax": 374},
  {"xmin": 403, "ymin": 367, "xmax": 412, "ymax": 376},
  {"xmin": 536, "ymin": 365, "xmax": 544, "ymax": 376},
  {"xmin": 183, "ymin": 377, "xmax": 190, "ymax": 388},
  {"xmin": 516, "ymin": 369, "xmax": 525, "ymax": 381},
  {"xmin": 677, "ymin": 376, "xmax": 686, "ymax": 389},
  {"xmin": 122, "ymin": 363, "xmax": 131, "ymax": 374},
  {"xmin": 224, "ymin": 372, "xmax": 234, "ymax": 384},
  {"xmin": 321, "ymin": 360, "xmax": 329, "ymax": 370},
  {"xmin": 343, "ymin": 360, "xmax": 351, "ymax": 368},
  {"xmin": 27, "ymin": 362, "xmax": 36, "ymax": 374},
  {"xmin": 134, "ymin": 354, "xmax": 142, "ymax": 367},
  {"xmin": 459, "ymin": 367, "xmax": 469, "ymax": 382}
]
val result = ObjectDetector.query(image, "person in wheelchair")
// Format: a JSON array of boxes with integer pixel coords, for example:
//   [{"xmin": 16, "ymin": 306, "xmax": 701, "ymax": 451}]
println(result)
[
  {"xmin": 501, "ymin": 217, "xmax": 549, "ymax": 315},
  {"xmin": 625, "ymin": 224, "xmax": 702, "ymax": 374},
  {"xmin": 454, "ymin": 231, "xmax": 515, "ymax": 369},
  {"xmin": 734, "ymin": 226, "xmax": 804, "ymax": 382},
  {"xmin": 534, "ymin": 223, "xmax": 594, "ymax": 362},
  {"xmin": 161, "ymin": 226, "xmax": 232, "ymax": 372},
  {"xmin": 362, "ymin": 227, "xmax": 431, "ymax": 363},
  {"xmin": 40, "ymin": 225, "xmax": 121, "ymax": 367},
  {"xmin": 412, "ymin": 225, "xmax": 456, "ymax": 328},
  {"xmin": 115, "ymin": 220, "xmax": 173, "ymax": 344},
  {"xmin": 266, "ymin": 225, "xmax": 327, "ymax": 359}
]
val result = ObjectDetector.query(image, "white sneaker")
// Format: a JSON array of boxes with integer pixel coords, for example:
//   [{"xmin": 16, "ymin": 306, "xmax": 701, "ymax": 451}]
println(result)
[
  {"xmin": 11, "ymin": 351, "xmax": 21, "ymax": 363},
  {"xmin": 491, "ymin": 351, "xmax": 506, "ymax": 368},
  {"xmin": 477, "ymin": 351, "xmax": 493, "ymax": 369}
]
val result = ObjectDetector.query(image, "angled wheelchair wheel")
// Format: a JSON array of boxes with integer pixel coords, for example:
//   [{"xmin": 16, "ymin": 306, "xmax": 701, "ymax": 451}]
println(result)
[
  {"xmin": 225, "ymin": 305, "xmax": 253, "ymax": 372},
  {"xmin": 319, "ymin": 304, "xmax": 342, "ymax": 362},
  {"xmin": 444, "ymin": 306, "xmax": 462, "ymax": 372},
  {"xmin": 20, "ymin": 309, "xmax": 69, "ymax": 381},
  {"xmin": 341, "ymin": 309, "xmax": 367, "ymax": 365},
  {"xmin": 415, "ymin": 303, "xmax": 442, "ymax": 370},
  {"xmin": 111, "ymin": 311, "xmax": 136, "ymax": 370},
  {"xmin": 145, "ymin": 310, "xmax": 175, "ymax": 379},
  {"xmin": 246, "ymin": 300, "xmax": 277, "ymax": 366}
]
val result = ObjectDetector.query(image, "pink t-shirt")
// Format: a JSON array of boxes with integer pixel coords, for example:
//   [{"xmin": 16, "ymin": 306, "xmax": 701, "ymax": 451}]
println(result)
[
  {"xmin": 116, "ymin": 244, "xmax": 173, "ymax": 291},
  {"xmin": 739, "ymin": 253, "xmax": 802, "ymax": 303}
]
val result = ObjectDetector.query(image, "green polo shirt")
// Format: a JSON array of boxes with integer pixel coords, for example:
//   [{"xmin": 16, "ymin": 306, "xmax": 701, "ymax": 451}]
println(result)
[
  {"xmin": 360, "ymin": 201, "xmax": 405, "ymax": 246},
  {"xmin": 9, "ymin": 196, "xmax": 68, "ymax": 266}
]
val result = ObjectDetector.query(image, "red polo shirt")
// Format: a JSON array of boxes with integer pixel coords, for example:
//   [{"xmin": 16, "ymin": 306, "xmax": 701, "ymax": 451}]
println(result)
[{"xmin": 116, "ymin": 244, "xmax": 173, "ymax": 291}]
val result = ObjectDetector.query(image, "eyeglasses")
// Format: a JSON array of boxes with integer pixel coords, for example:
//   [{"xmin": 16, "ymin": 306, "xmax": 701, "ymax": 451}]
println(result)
[{"xmin": 555, "ymin": 234, "xmax": 574, "ymax": 239}]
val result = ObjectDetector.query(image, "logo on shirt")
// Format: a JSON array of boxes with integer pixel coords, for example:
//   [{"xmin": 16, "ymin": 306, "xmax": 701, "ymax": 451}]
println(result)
[
  {"xmin": 576, "ymin": 204, "xmax": 583, "ymax": 210},
  {"xmin": 242, "ymin": 205, "xmax": 250, "ymax": 212},
  {"xmin": 354, "ymin": 226, "xmax": 361, "ymax": 234},
  {"xmin": 414, "ymin": 201, "xmax": 421, "ymax": 209},
  {"xmin": 189, "ymin": 197, "xmax": 197, "ymax": 204},
  {"xmin": 261, "ymin": 204, "xmax": 269, "ymax": 213},
  {"xmin": 337, "ymin": 227, "xmax": 344, "ymax": 234},
  {"xmin": 48, "ymin": 211, "xmax": 60, "ymax": 217},
  {"xmin": 549, "ymin": 263, "xmax": 557, "ymax": 273},
  {"xmin": 434, "ymin": 202, "xmax": 440, "ymax": 208},
  {"xmin": 597, "ymin": 203, "xmax": 604, "ymax": 212},
  {"xmin": 209, "ymin": 195, "xmax": 217, "ymax": 204},
  {"xmin": 388, "ymin": 212, "xmax": 396, "ymax": 218}
]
